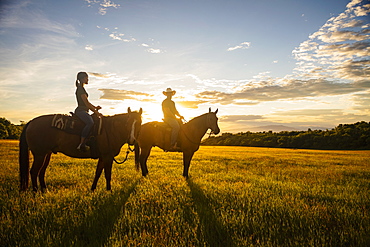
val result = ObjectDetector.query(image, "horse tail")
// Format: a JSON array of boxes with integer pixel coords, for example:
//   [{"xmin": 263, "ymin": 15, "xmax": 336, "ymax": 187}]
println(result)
[
  {"xmin": 19, "ymin": 122, "xmax": 30, "ymax": 191},
  {"xmin": 134, "ymin": 141, "xmax": 140, "ymax": 171}
]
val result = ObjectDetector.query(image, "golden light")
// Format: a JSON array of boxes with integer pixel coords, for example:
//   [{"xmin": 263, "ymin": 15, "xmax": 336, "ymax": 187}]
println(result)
[
  {"xmin": 140, "ymin": 102, "xmax": 163, "ymax": 123},
  {"xmin": 98, "ymin": 89, "xmax": 208, "ymax": 125}
]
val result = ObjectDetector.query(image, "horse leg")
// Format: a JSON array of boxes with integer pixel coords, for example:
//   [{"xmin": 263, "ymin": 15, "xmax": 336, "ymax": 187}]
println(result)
[
  {"xmin": 91, "ymin": 158, "xmax": 104, "ymax": 191},
  {"xmin": 182, "ymin": 151, "xmax": 195, "ymax": 178},
  {"xmin": 103, "ymin": 158, "xmax": 114, "ymax": 191},
  {"xmin": 30, "ymin": 154, "xmax": 47, "ymax": 192},
  {"xmin": 39, "ymin": 153, "xmax": 52, "ymax": 193},
  {"xmin": 139, "ymin": 146, "xmax": 152, "ymax": 176}
]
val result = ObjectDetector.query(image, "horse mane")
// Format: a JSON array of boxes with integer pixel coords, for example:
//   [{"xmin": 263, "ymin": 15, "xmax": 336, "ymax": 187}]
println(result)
[
  {"xmin": 103, "ymin": 113, "xmax": 128, "ymax": 119},
  {"xmin": 100, "ymin": 113, "xmax": 129, "ymax": 127},
  {"xmin": 103, "ymin": 111, "xmax": 142, "ymax": 125},
  {"xmin": 187, "ymin": 112, "xmax": 209, "ymax": 124}
]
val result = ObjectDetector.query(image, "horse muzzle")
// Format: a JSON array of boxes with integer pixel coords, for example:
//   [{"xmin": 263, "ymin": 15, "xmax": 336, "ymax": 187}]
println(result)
[{"xmin": 211, "ymin": 127, "xmax": 220, "ymax": 135}]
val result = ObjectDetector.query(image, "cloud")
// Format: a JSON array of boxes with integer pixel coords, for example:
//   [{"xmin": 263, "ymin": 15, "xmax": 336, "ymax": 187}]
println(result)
[
  {"xmin": 85, "ymin": 45, "xmax": 93, "ymax": 50},
  {"xmin": 97, "ymin": 26, "xmax": 164, "ymax": 53},
  {"xmin": 351, "ymin": 91, "xmax": 370, "ymax": 112},
  {"xmin": 84, "ymin": 0, "xmax": 120, "ymax": 15},
  {"xmin": 268, "ymin": 108, "xmax": 369, "ymax": 127},
  {"xmin": 96, "ymin": 26, "xmax": 138, "ymax": 48},
  {"xmin": 147, "ymin": 48, "xmax": 164, "ymax": 54},
  {"xmin": 109, "ymin": 33, "xmax": 136, "ymax": 42},
  {"xmin": 315, "ymin": 41, "xmax": 369, "ymax": 60},
  {"xmin": 100, "ymin": 0, "xmax": 119, "ymax": 8},
  {"xmin": 335, "ymin": 59, "xmax": 370, "ymax": 80},
  {"xmin": 341, "ymin": 19, "xmax": 364, "ymax": 28},
  {"xmin": 89, "ymin": 72, "xmax": 109, "ymax": 78},
  {"xmin": 292, "ymin": 0, "xmax": 369, "ymax": 82},
  {"xmin": 0, "ymin": 1, "xmax": 90, "ymax": 97},
  {"xmin": 227, "ymin": 42, "xmax": 251, "ymax": 51},
  {"xmin": 272, "ymin": 108, "xmax": 344, "ymax": 117},
  {"xmin": 195, "ymin": 78, "xmax": 369, "ymax": 105},
  {"xmin": 218, "ymin": 108, "xmax": 368, "ymax": 132},
  {"xmin": 221, "ymin": 115, "xmax": 264, "ymax": 122},
  {"xmin": 319, "ymin": 30, "xmax": 369, "ymax": 43},
  {"xmin": 109, "ymin": 33, "xmax": 124, "ymax": 40},
  {"xmin": 177, "ymin": 100, "xmax": 207, "ymax": 109},
  {"xmin": 0, "ymin": 2, "xmax": 78, "ymax": 37},
  {"xmin": 99, "ymin": 89, "xmax": 153, "ymax": 101},
  {"xmin": 91, "ymin": 0, "xmax": 369, "ymax": 122}
]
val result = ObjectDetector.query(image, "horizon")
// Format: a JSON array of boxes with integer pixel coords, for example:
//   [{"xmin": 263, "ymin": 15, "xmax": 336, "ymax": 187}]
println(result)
[{"xmin": 1, "ymin": 0, "xmax": 369, "ymax": 133}]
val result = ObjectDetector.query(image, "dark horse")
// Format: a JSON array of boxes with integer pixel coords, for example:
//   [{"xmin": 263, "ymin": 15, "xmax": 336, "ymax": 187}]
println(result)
[
  {"xmin": 19, "ymin": 107, "xmax": 142, "ymax": 192},
  {"xmin": 135, "ymin": 108, "xmax": 220, "ymax": 177}
]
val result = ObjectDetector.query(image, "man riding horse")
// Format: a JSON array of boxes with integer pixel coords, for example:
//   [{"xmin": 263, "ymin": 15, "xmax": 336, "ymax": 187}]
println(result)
[{"xmin": 162, "ymin": 88, "xmax": 184, "ymax": 150}]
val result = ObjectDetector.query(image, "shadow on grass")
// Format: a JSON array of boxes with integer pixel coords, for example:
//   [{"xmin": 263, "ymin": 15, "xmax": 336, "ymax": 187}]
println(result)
[
  {"xmin": 63, "ymin": 179, "xmax": 141, "ymax": 246},
  {"xmin": 187, "ymin": 178, "xmax": 235, "ymax": 247}
]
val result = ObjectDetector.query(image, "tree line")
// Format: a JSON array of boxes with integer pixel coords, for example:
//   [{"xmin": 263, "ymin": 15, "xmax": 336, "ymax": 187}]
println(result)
[
  {"xmin": 202, "ymin": 121, "xmax": 370, "ymax": 150},
  {"xmin": 0, "ymin": 117, "xmax": 25, "ymax": 140},
  {"xmin": 2, "ymin": 117, "xmax": 370, "ymax": 150}
]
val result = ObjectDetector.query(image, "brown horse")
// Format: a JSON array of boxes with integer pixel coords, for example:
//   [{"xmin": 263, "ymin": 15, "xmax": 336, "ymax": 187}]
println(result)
[
  {"xmin": 19, "ymin": 107, "xmax": 142, "ymax": 192},
  {"xmin": 135, "ymin": 108, "xmax": 220, "ymax": 177}
]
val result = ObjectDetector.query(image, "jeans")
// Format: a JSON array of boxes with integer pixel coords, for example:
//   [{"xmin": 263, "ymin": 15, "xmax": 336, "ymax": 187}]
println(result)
[
  {"xmin": 75, "ymin": 110, "xmax": 94, "ymax": 138},
  {"xmin": 165, "ymin": 118, "xmax": 180, "ymax": 146}
]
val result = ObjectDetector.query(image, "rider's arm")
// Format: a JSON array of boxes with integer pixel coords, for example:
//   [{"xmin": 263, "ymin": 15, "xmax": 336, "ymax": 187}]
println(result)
[
  {"xmin": 163, "ymin": 106, "xmax": 177, "ymax": 118},
  {"xmin": 81, "ymin": 94, "xmax": 101, "ymax": 115},
  {"xmin": 172, "ymin": 106, "xmax": 184, "ymax": 119}
]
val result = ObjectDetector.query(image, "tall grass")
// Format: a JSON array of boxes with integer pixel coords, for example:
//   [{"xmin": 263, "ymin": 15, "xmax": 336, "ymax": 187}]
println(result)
[{"xmin": 0, "ymin": 140, "xmax": 369, "ymax": 246}]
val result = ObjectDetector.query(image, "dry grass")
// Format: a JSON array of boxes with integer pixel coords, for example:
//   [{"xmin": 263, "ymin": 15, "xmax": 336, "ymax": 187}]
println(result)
[{"xmin": 1, "ymin": 140, "xmax": 369, "ymax": 246}]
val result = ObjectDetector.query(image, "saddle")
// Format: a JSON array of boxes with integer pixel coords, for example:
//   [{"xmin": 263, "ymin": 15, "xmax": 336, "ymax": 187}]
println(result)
[
  {"xmin": 51, "ymin": 113, "xmax": 102, "ymax": 158},
  {"xmin": 153, "ymin": 118, "xmax": 183, "ymax": 151}
]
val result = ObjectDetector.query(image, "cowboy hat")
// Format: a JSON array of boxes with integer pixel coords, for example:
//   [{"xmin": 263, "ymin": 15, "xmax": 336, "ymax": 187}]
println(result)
[{"xmin": 163, "ymin": 88, "xmax": 176, "ymax": 96}]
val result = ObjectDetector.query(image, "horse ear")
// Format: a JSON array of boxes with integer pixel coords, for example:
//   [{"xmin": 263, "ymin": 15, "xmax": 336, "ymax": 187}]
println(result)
[
  {"xmin": 209, "ymin": 107, "xmax": 211, "ymax": 113},
  {"xmin": 128, "ymin": 107, "xmax": 131, "ymax": 113},
  {"xmin": 139, "ymin": 108, "xmax": 143, "ymax": 115},
  {"xmin": 215, "ymin": 108, "xmax": 218, "ymax": 114}
]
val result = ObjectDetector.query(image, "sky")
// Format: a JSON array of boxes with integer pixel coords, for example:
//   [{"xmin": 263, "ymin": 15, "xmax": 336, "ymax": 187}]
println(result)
[{"xmin": 0, "ymin": 0, "xmax": 369, "ymax": 133}]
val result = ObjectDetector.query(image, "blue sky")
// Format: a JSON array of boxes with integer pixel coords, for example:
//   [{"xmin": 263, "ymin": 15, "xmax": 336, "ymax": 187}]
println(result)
[{"xmin": 0, "ymin": 0, "xmax": 369, "ymax": 132}]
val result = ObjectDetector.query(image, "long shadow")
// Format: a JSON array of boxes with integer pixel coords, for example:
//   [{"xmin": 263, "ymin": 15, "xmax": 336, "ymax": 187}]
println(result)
[
  {"xmin": 187, "ymin": 178, "xmax": 235, "ymax": 247},
  {"xmin": 63, "ymin": 179, "xmax": 141, "ymax": 246}
]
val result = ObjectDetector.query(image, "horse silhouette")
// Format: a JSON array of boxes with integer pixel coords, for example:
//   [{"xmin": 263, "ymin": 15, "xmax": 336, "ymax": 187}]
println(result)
[
  {"xmin": 135, "ymin": 108, "xmax": 220, "ymax": 177},
  {"xmin": 19, "ymin": 107, "xmax": 142, "ymax": 192}
]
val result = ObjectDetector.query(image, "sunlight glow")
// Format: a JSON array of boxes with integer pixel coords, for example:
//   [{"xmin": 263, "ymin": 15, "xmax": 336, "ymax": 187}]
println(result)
[{"xmin": 141, "ymin": 103, "xmax": 163, "ymax": 123}]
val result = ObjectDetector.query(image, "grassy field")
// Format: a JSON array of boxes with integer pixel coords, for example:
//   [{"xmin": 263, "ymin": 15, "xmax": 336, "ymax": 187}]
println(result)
[{"xmin": 0, "ymin": 139, "xmax": 369, "ymax": 246}]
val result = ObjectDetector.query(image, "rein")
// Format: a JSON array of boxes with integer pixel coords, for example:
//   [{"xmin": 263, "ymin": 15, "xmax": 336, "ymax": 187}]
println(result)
[
  {"xmin": 103, "ymin": 115, "xmax": 136, "ymax": 164},
  {"xmin": 180, "ymin": 117, "xmax": 213, "ymax": 145},
  {"xmin": 112, "ymin": 118, "xmax": 137, "ymax": 164},
  {"xmin": 113, "ymin": 145, "xmax": 135, "ymax": 164}
]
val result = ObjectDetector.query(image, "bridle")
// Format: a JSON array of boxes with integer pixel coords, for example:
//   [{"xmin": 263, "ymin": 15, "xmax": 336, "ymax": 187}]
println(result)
[
  {"xmin": 206, "ymin": 112, "xmax": 219, "ymax": 135},
  {"xmin": 112, "ymin": 113, "xmax": 140, "ymax": 164},
  {"xmin": 180, "ymin": 112, "xmax": 218, "ymax": 145}
]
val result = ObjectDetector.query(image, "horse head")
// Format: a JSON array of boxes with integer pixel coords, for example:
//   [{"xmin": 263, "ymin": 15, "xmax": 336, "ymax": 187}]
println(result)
[
  {"xmin": 127, "ymin": 107, "xmax": 143, "ymax": 145},
  {"xmin": 207, "ymin": 107, "xmax": 220, "ymax": 135}
]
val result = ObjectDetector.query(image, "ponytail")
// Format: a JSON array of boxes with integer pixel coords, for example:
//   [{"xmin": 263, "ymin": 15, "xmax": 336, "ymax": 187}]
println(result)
[{"xmin": 76, "ymin": 71, "xmax": 88, "ymax": 87}]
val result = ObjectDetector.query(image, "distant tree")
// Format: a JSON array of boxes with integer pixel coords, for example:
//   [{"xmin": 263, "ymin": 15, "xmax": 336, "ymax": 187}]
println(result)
[
  {"xmin": 0, "ymin": 117, "xmax": 25, "ymax": 140},
  {"xmin": 202, "ymin": 121, "xmax": 370, "ymax": 150},
  {"xmin": 0, "ymin": 123, "xmax": 8, "ymax": 139}
]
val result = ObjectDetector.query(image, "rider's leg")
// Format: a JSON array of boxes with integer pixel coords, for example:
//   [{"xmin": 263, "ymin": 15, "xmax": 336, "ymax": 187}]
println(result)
[
  {"xmin": 75, "ymin": 110, "xmax": 94, "ymax": 149},
  {"xmin": 167, "ymin": 118, "xmax": 180, "ymax": 148}
]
